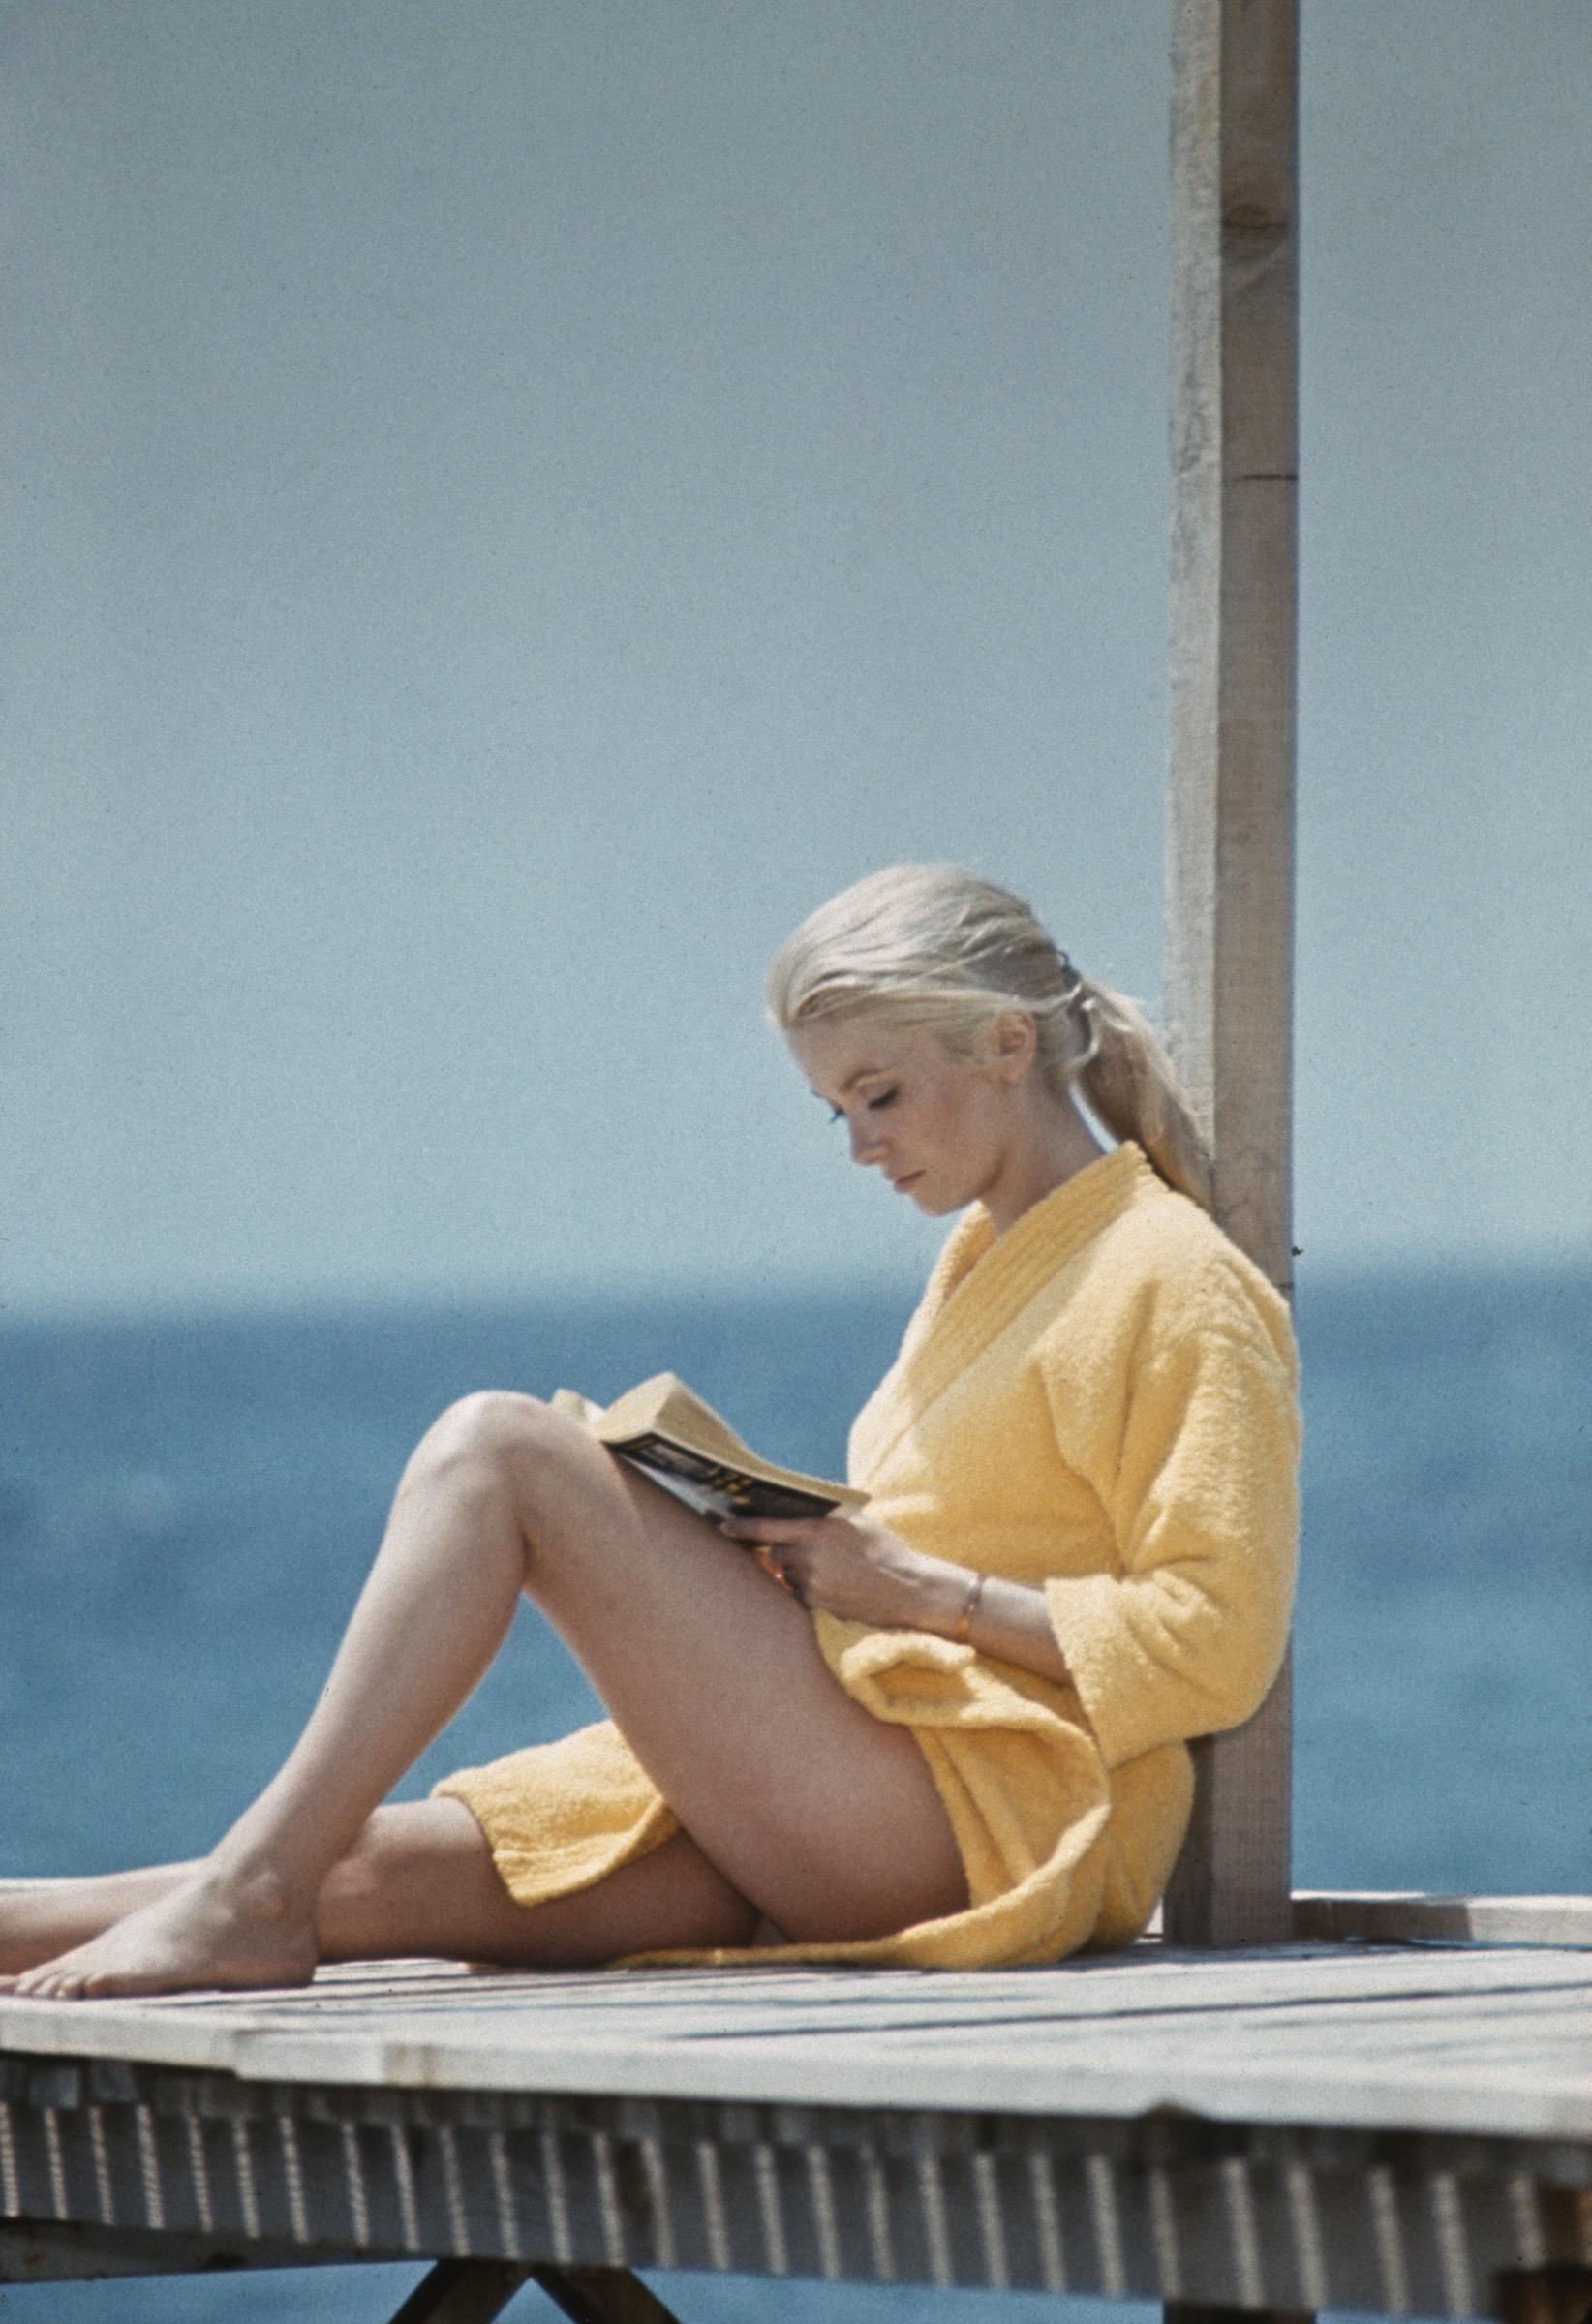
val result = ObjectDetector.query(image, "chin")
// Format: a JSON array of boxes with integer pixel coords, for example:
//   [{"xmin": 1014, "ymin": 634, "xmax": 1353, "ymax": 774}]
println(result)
[{"xmin": 909, "ymin": 1182, "xmax": 964, "ymax": 1217}]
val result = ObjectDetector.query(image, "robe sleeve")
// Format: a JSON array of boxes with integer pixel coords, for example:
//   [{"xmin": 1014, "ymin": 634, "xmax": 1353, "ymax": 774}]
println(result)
[{"xmin": 1040, "ymin": 1268, "xmax": 1301, "ymax": 1771}]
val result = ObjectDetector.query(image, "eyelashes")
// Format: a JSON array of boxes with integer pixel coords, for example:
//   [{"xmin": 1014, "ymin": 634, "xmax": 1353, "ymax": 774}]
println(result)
[{"xmin": 828, "ymin": 1089, "xmax": 899, "ymax": 1122}]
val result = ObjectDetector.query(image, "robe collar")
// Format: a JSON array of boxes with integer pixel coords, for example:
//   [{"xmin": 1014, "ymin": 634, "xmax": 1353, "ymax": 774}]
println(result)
[{"xmin": 857, "ymin": 1140, "xmax": 1159, "ymax": 1477}]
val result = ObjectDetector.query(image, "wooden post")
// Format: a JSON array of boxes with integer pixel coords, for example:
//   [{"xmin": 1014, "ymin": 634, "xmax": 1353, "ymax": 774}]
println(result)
[{"xmin": 1162, "ymin": 0, "xmax": 1300, "ymax": 1949}]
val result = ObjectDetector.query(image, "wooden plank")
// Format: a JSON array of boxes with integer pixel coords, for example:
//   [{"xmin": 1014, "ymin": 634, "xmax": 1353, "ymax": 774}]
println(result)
[
  {"xmin": 1162, "ymin": 0, "xmax": 1300, "ymax": 1950},
  {"xmin": 4, "ymin": 1944, "xmax": 1589, "ymax": 2050},
  {"xmin": 1295, "ymin": 1892, "xmax": 1592, "ymax": 1949},
  {"xmin": 222, "ymin": 2033, "xmax": 1592, "ymax": 2143},
  {"xmin": 0, "ymin": 2217, "xmax": 366, "ymax": 2282},
  {"xmin": 0, "ymin": 1946, "xmax": 1577, "ymax": 2054},
  {"xmin": 2, "ymin": 1950, "xmax": 1587, "ymax": 2138}
]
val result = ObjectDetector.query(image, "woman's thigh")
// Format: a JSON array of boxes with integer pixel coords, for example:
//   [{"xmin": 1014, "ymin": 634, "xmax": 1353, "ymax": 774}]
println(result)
[
  {"xmin": 317, "ymin": 1800, "xmax": 762, "ymax": 1967},
  {"xmin": 454, "ymin": 1396, "xmax": 966, "ymax": 1944}
]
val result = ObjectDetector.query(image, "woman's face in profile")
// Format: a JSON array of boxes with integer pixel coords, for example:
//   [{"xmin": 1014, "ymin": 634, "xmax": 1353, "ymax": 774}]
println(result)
[{"xmin": 789, "ymin": 1016, "xmax": 1022, "ymax": 1218}]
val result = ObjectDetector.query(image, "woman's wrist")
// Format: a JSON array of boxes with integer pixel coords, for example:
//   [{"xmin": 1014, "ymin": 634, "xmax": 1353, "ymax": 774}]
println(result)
[
  {"xmin": 910, "ymin": 1555, "xmax": 986, "ymax": 1637},
  {"xmin": 905, "ymin": 1563, "xmax": 1073, "ymax": 1686}
]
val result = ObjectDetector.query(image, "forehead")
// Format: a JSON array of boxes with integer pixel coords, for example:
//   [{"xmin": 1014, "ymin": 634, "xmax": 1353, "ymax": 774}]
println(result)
[{"xmin": 788, "ymin": 1016, "xmax": 947, "ymax": 1095}]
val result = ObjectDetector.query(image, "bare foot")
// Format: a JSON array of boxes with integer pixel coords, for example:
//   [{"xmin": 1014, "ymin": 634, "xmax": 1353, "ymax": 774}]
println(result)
[{"xmin": 3, "ymin": 1865, "xmax": 318, "ymax": 2000}]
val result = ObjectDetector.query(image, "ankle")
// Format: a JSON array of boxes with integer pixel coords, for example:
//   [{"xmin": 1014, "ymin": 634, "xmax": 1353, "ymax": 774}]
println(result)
[{"xmin": 199, "ymin": 1855, "xmax": 305, "ymax": 1923}]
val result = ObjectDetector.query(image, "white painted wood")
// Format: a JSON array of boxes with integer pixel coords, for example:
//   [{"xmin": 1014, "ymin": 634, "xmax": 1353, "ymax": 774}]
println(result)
[
  {"xmin": 2, "ymin": 1947, "xmax": 1587, "ymax": 2142},
  {"xmin": 1162, "ymin": 0, "xmax": 1300, "ymax": 1948},
  {"xmin": 222, "ymin": 2033, "xmax": 1592, "ymax": 2141}
]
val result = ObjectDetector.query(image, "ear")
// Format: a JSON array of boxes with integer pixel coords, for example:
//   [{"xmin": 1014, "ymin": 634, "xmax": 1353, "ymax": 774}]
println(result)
[{"xmin": 987, "ymin": 1010, "xmax": 1038, "ymax": 1085}]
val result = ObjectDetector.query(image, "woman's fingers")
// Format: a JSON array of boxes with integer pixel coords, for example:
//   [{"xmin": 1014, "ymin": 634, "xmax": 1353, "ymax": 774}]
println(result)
[
  {"xmin": 720, "ymin": 1514, "xmax": 808, "ymax": 1544},
  {"xmin": 735, "ymin": 1514, "xmax": 922, "ymax": 1623}
]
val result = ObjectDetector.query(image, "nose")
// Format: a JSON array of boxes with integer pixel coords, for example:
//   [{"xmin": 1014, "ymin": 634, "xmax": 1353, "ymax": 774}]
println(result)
[{"xmin": 848, "ymin": 1115, "xmax": 887, "ymax": 1167}]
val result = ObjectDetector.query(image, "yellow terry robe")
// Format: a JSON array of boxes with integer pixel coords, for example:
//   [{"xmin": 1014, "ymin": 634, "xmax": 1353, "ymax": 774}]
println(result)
[{"xmin": 434, "ymin": 1141, "xmax": 1301, "ymax": 1968}]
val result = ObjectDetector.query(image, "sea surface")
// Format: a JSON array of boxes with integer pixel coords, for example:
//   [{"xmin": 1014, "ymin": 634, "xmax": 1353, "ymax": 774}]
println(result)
[{"xmin": 1, "ymin": 1267, "xmax": 1587, "ymax": 2322}]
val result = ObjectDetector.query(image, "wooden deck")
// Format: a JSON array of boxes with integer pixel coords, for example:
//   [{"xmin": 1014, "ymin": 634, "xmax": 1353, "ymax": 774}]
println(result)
[{"xmin": 3, "ymin": 1936, "xmax": 1589, "ymax": 2316}]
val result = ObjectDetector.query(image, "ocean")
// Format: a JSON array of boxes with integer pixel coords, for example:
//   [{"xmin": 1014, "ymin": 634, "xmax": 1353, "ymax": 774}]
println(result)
[{"xmin": 1, "ymin": 1267, "xmax": 1587, "ymax": 2322}]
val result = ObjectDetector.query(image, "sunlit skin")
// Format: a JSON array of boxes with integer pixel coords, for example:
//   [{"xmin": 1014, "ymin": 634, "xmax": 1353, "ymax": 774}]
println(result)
[
  {"xmin": 792, "ymin": 1012, "xmax": 1106, "ymax": 1237},
  {"xmin": 0, "ymin": 1011, "xmax": 1105, "ymax": 2000}
]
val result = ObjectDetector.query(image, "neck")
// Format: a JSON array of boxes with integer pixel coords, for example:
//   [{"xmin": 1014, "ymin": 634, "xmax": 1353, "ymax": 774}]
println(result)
[{"xmin": 982, "ymin": 1092, "xmax": 1109, "ymax": 1238}]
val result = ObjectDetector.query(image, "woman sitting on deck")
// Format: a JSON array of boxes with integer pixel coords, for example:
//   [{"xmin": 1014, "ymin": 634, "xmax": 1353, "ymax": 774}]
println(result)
[{"xmin": 1, "ymin": 865, "xmax": 1300, "ymax": 2000}]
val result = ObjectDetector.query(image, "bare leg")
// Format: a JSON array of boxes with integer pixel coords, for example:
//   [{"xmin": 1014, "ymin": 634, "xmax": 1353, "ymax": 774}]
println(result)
[
  {"xmin": 0, "ymin": 1806, "xmax": 765, "ymax": 1977},
  {"xmin": 6, "ymin": 1394, "xmax": 964, "ymax": 1999},
  {"xmin": 7, "ymin": 1394, "xmax": 537, "ymax": 1998},
  {"xmin": 0, "ymin": 1863, "xmax": 200, "ymax": 1976},
  {"xmin": 314, "ymin": 1802, "xmax": 767, "ymax": 1966}
]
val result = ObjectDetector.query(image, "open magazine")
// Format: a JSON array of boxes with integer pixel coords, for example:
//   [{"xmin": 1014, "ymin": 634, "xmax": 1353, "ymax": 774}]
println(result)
[{"xmin": 551, "ymin": 1372, "xmax": 866, "ymax": 1524}]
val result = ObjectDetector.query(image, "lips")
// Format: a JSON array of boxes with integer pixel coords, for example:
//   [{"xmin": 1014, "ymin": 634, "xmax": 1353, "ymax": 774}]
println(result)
[{"xmin": 891, "ymin": 1173, "xmax": 923, "ymax": 1193}]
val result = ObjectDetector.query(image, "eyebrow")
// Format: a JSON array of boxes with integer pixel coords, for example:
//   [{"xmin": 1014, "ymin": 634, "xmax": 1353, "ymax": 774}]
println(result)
[{"xmin": 814, "ymin": 1066, "xmax": 889, "ymax": 1101}]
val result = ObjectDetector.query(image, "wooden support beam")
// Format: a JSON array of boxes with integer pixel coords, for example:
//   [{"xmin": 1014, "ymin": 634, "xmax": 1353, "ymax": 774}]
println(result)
[
  {"xmin": 1167, "ymin": 2308, "xmax": 1311, "ymax": 2324},
  {"xmin": 1162, "ymin": 0, "xmax": 1300, "ymax": 1950},
  {"xmin": 1495, "ymin": 2266, "xmax": 1592, "ymax": 2324},
  {"xmin": 390, "ymin": 2258, "xmax": 535, "ymax": 2324},
  {"xmin": 532, "ymin": 2265, "xmax": 689, "ymax": 2324}
]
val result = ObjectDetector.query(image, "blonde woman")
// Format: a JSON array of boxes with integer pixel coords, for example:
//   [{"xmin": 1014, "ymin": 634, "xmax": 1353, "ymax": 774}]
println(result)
[{"xmin": 1, "ymin": 866, "xmax": 1299, "ymax": 1998}]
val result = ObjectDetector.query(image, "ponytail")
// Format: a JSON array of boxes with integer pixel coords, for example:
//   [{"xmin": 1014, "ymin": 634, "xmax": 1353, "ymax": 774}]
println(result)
[{"xmin": 1074, "ymin": 977, "xmax": 1213, "ymax": 1211}]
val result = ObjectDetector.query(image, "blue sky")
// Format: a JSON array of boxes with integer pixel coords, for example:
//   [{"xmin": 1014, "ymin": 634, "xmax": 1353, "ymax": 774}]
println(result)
[{"xmin": 3, "ymin": 1, "xmax": 1588, "ymax": 1316}]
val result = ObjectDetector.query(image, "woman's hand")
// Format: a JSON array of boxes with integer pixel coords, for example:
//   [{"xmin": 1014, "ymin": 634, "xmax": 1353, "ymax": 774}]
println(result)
[
  {"xmin": 719, "ymin": 1511, "xmax": 1074, "ymax": 1686},
  {"xmin": 719, "ymin": 1511, "xmax": 968, "ymax": 1632}
]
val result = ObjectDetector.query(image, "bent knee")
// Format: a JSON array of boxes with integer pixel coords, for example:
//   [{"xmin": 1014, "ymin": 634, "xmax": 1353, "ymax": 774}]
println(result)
[
  {"xmin": 410, "ymin": 1388, "xmax": 562, "ymax": 1483},
  {"xmin": 423, "ymin": 1388, "xmax": 548, "ymax": 1460},
  {"xmin": 407, "ymin": 1388, "xmax": 600, "ymax": 1521}
]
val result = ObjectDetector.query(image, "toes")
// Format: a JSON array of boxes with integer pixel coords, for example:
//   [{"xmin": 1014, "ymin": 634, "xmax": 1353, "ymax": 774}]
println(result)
[
  {"xmin": 14, "ymin": 1967, "xmax": 75, "ymax": 2000},
  {"xmin": 9, "ymin": 1963, "xmax": 132, "ymax": 2002}
]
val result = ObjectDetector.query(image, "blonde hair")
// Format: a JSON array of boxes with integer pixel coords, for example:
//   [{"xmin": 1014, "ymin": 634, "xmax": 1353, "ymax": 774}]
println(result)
[{"xmin": 767, "ymin": 864, "xmax": 1213, "ymax": 1210}]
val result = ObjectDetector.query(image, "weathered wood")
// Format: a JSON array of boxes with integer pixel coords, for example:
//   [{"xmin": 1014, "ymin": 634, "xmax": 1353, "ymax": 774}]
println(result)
[
  {"xmin": 1163, "ymin": 0, "xmax": 1300, "ymax": 1951},
  {"xmin": 391, "ymin": 2259, "xmax": 534, "ymax": 2323},
  {"xmin": 1, "ymin": 2031, "xmax": 1587, "ymax": 2319},
  {"xmin": 1495, "ymin": 2267, "xmax": 1592, "ymax": 2324},
  {"xmin": 0, "ymin": 2216, "xmax": 364, "ymax": 2281},
  {"xmin": 1296, "ymin": 1892, "xmax": 1592, "ymax": 1949},
  {"xmin": 533, "ymin": 2263, "xmax": 689, "ymax": 2324},
  {"xmin": 1167, "ymin": 2307, "xmax": 1312, "ymax": 2324},
  {"xmin": 3, "ymin": 1948, "xmax": 1588, "ymax": 2140}
]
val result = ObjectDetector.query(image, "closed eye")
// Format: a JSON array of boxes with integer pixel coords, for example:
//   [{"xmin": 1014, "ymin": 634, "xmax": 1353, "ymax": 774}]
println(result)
[{"xmin": 827, "ymin": 1086, "xmax": 899, "ymax": 1122}]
